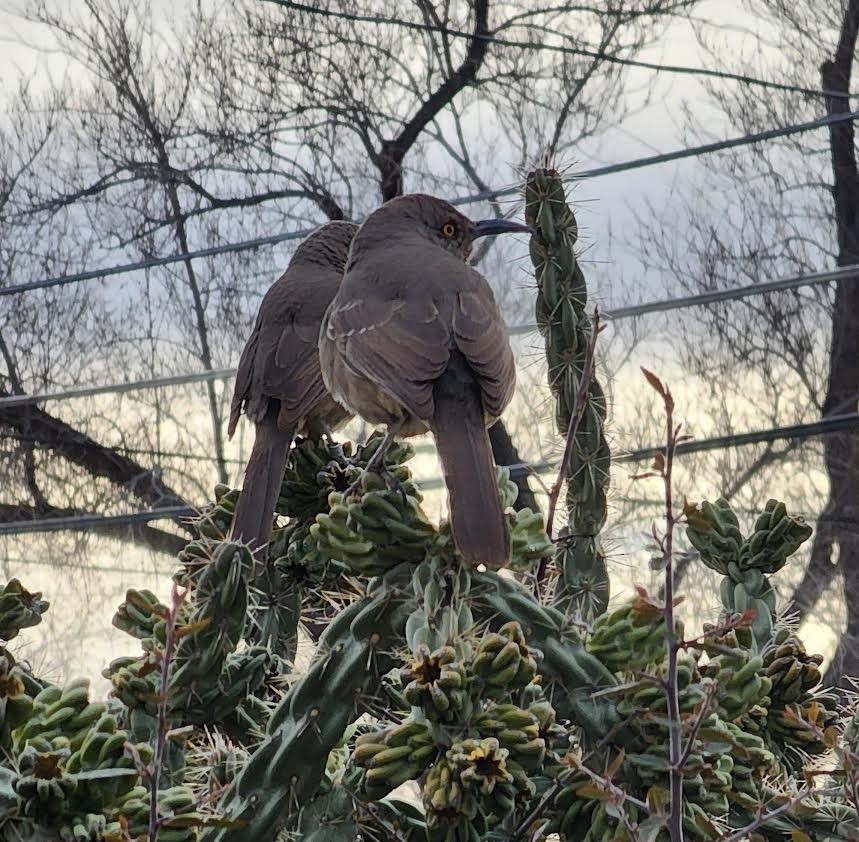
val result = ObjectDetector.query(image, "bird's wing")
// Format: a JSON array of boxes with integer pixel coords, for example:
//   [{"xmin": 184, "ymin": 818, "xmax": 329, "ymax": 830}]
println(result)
[
  {"xmin": 255, "ymin": 279, "xmax": 332, "ymax": 429},
  {"xmin": 452, "ymin": 274, "xmax": 516, "ymax": 419},
  {"xmin": 228, "ymin": 316, "xmax": 261, "ymax": 438},
  {"xmin": 325, "ymin": 293, "xmax": 451, "ymax": 421},
  {"xmin": 231, "ymin": 269, "xmax": 337, "ymax": 432}
]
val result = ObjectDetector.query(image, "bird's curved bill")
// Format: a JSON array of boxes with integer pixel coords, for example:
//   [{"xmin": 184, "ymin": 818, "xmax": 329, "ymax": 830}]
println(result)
[{"xmin": 472, "ymin": 218, "xmax": 533, "ymax": 238}]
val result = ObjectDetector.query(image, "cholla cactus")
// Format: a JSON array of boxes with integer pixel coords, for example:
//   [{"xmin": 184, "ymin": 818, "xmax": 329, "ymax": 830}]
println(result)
[
  {"xmin": 525, "ymin": 166, "xmax": 611, "ymax": 621},
  {"xmin": 0, "ymin": 578, "xmax": 49, "ymax": 643},
  {"xmin": 3, "ymin": 181, "xmax": 857, "ymax": 842}
]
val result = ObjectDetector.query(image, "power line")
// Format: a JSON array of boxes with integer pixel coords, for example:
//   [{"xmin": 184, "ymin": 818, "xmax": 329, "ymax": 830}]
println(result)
[
  {"xmin": 0, "ymin": 369, "xmax": 235, "ymax": 408},
  {"xmin": 1, "ymin": 431, "xmax": 245, "ymax": 464},
  {"xmin": 0, "ymin": 554, "xmax": 173, "ymax": 577},
  {"xmin": 3, "ymin": 261, "xmax": 853, "ymax": 409},
  {"xmin": 449, "ymin": 109, "xmax": 859, "ymax": 207},
  {"xmin": 3, "ymin": 412, "xmax": 855, "ymax": 534},
  {"xmin": 271, "ymin": 0, "xmax": 856, "ymax": 101},
  {"xmin": 4, "ymin": 109, "xmax": 858, "ymax": 299},
  {"xmin": 0, "ymin": 506, "xmax": 195, "ymax": 536},
  {"xmin": 0, "ymin": 228, "xmax": 317, "ymax": 298},
  {"xmin": 507, "ymin": 263, "xmax": 857, "ymax": 335},
  {"xmin": 418, "ymin": 412, "xmax": 859, "ymax": 491},
  {"xmin": 0, "ymin": 429, "xmax": 436, "ymax": 460}
]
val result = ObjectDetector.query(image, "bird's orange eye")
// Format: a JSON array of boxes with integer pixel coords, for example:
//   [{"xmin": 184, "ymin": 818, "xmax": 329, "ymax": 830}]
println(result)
[{"xmin": 441, "ymin": 222, "xmax": 457, "ymax": 238}]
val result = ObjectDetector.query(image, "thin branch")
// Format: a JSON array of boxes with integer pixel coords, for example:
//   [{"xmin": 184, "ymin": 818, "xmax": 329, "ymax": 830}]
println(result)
[
  {"xmin": 546, "ymin": 309, "xmax": 604, "ymax": 538},
  {"xmin": 716, "ymin": 789, "xmax": 813, "ymax": 842}
]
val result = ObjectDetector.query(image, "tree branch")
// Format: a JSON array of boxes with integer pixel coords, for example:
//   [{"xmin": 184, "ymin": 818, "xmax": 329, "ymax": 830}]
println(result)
[
  {"xmin": 376, "ymin": 0, "xmax": 490, "ymax": 200},
  {"xmin": 0, "ymin": 389, "xmax": 190, "ymax": 519}
]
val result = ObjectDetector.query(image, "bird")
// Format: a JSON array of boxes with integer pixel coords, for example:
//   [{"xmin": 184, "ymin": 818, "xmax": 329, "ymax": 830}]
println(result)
[
  {"xmin": 228, "ymin": 220, "xmax": 358, "ymax": 560},
  {"xmin": 318, "ymin": 194, "xmax": 529, "ymax": 569}
]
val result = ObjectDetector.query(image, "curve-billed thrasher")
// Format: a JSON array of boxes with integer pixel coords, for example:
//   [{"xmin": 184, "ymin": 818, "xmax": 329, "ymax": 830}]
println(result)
[
  {"xmin": 319, "ymin": 194, "xmax": 528, "ymax": 569},
  {"xmin": 228, "ymin": 220, "xmax": 358, "ymax": 556}
]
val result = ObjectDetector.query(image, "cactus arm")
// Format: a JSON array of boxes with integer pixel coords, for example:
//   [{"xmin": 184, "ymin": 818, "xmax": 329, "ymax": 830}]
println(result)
[
  {"xmin": 687, "ymin": 498, "xmax": 813, "ymax": 650},
  {"xmin": 203, "ymin": 563, "xmax": 416, "ymax": 842},
  {"xmin": 525, "ymin": 167, "xmax": 611, "ymax": 619},
  {"xmin": 471, "ymin": 573, "xmax": 619, "ymax": 737}
]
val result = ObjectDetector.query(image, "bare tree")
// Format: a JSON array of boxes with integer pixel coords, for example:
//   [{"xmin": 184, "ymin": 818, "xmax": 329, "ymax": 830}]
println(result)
[
  {"xmin": 635, "ymin": 0, "xmax": 859, "ymax": 682},
  {"xmin": 1, "ymin": 0, "xmax": 701, "ymax": 557}
]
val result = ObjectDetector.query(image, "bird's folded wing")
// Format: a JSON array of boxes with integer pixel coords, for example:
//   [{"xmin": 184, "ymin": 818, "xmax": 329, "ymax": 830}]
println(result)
[
  {"xmin": 228, "ymin": 322, "xmax": 260, "ymax": 437},
  {"xmin": 453, "ymin": 286, "xmax": 516, "ymax": 419},
  {"xmin": 256, "ymin": 311, "xmax": 328, "ymax": 427},
  {"xmin": 326, "ymin": 295, "xmax": 450, "ymax": 421}
]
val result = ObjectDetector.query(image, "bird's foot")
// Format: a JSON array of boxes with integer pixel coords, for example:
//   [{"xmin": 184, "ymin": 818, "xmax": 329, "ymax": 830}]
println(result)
[{"xmin": 378, "ymin": 464, "xmax": 410, "ymax": 504}]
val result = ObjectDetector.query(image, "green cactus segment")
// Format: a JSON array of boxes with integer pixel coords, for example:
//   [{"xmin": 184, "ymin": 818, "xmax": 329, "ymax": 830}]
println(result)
[
  {"xmin": 402, "ymin": 645, "xmax": 468, "ymax": 723},
  {"xmin": 525, "ymin": 166, "xmax": 610, "ymax": 619},
  {"xmin": 551, "ymin": 604, "xmax": 848, "ymax": 841},
  {"xmin": 698, "ymin": 628, "xmax": 772, "ymax": 722},
  {"xmin": 5, "ymin": 678, "xmax": 157, "ymax": 839},
  {"xmin": 472, "ymin": 573, "xmax": 619, "ymax": 739},
  {"xmin": 312, "ymin": 476, "xmax": 435, "ymax": 577},
  {"xmin": 586, "ymin": 594, "xmax": 683, "ymax": 673},
  {"xmin": 686, "ymin": 498, "xmax": 813, "ymax": 648},
  {"xmin": 174, "ymin": 484, "xmax": 241, "ymax": 587},
  {"xmin": 204, "ymin": 563, "xmax": 416, "ymax": 842},
  {"xmin": 14, "ymin": 679, "xmax": 108, "ymax": 753},
  {"xmin": 764, "ymin": 627, "xmax": 826, "ymax": 707},
  {"xmin": 347, "ymin": 609, "xmax": 564, "ymax": 837},
  {"xmin": 169, "ymin": 540, "xmax": 273, "ymax": 724},
  {"xmin": 470, "ymin": 622, "xmax": 539, "ymax": 699},
  {"xmin": 406, "ymin": 556, "xmax": 475, "ymax": 656},
  {"xmin": 0, "ymin": 654, "xmax": 35, "ymax": 749},
  {"xmin": 279, "ymin": 433, "xmax": 419, "ymax": 521},
  {"xmin": 759, "ymin": 628, "xmax": 839, "ymax": 771},
  {"xmin": 104, "ymin": 783, "xmax": 203, "ymax": 841},
  {"xmin": 247, "ymin": 561, "xmax": 302, "ymax": 661},
  {"xmin": 270, "ymin": 521, "xmax": 335, "ymax": 585},
  {"xmin": 190, "ymin": 484, "xmax": 242, "ymax": 545},
  {"xmin": 491, "ymin": 466, "xmax": 555, "ymax": 573},
  {"xmin": 425, "ymin": 737, "xmax": 534, "ymax": 841},
  {"xmin": 353, "ymin": 721, "xmax": 437, "ymax": 799},
  {"xmin": 108, "ymin": 542, "xmax": 271, "ymax": 730},
  {"xmin": 0, "ymin": 579, "xmax": 50, "ymax": 642},
  {"xmin": 113, "ymin": 588, "xmax": 167, "ymax": 640}
]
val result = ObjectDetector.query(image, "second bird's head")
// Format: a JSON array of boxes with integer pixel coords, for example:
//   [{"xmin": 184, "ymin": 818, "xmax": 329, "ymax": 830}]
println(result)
[{"xmin": 353, "ymin": 193, "xmax": 531, "ymax": 261}]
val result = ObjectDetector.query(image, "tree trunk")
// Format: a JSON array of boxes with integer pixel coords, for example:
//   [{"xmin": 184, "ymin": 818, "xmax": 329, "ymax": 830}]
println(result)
[{"xmin": 809, "ymin": 0, "xmax": 859, "ymax": 686}]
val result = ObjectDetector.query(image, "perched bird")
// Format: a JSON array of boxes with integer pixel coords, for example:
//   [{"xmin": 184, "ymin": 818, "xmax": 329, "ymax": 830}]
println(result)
[
  {"xmin": 319, "ymin": 194, "xmax": 528, "ymax": 569},
  {"xmin": 228, "ymin": 220, "xmax": 358, "ymax": 558}
]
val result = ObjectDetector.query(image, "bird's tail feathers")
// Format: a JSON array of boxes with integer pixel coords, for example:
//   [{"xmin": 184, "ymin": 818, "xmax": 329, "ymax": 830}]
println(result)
[
  {"xmin": 432, "ymin": 354, "xmax": 510, "ymax": 569},
  {"xmin": 230, "ymin": 407, "xmax": 293, "ymax": 562}
]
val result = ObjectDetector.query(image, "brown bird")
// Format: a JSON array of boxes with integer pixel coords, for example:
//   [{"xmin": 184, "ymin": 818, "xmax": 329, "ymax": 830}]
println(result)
[
  {"xmin": 319, "ymin": 195, "xmax": 529, "ymax": 569},
  {"xmin": 228, "ymin": 220, "xmax": 358, "ymax": 557}
]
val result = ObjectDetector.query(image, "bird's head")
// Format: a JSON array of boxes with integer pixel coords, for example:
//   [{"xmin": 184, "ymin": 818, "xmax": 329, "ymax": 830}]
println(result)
[{"xmin": 353, "ymin": 193, "xmax": 531, "ymax": 261}]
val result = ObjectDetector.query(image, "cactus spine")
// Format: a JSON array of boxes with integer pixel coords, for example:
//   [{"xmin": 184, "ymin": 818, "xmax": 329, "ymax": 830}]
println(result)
[
  {"xmin": 525, "ymin": 166, "xmax": 611, "ymax": 620},
  {"xmin": 206, "ymin": 562, "xmax": 416, "ymax": 842}
]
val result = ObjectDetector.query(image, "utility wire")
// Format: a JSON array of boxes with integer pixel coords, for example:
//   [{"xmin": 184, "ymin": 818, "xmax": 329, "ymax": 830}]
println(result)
[
  {"xmin": 2, "ymin": 412, "xmax": 855, "ymax": 534},
  {"xmin": 0, "ymin": 369, "xmax": 236, "ymax": 408},
  {"xmin": 0, "ymin": 554, "xmax": 173, "ymax": 578},
  {"xmin": 269, "ymin": 0, "xmax": 856, "ymax": 101},
  {"xmin": 4, "ymin": 109, "xmax": 858, "ymax": 299},
  {"xmin": 2, "ymin": 262, "xmax": 853, "ymax": 409},
  {"xmin": 450, "ymin": 109, "xmax": 859, "ymax": 207},
  {"xmin": 0, "ymin": 506, "xmax": 195, "ymax": 536},
  {"xmin": 0, "ymin": 429, "xmax": 436, "ymax": 460},
  {"xmin": 0, "ymin": 228, "xmax": 317, "ymax": 298},
  {"xmin": 507, "ymin": 263, "xmax": 857, "ymax": 335}
]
